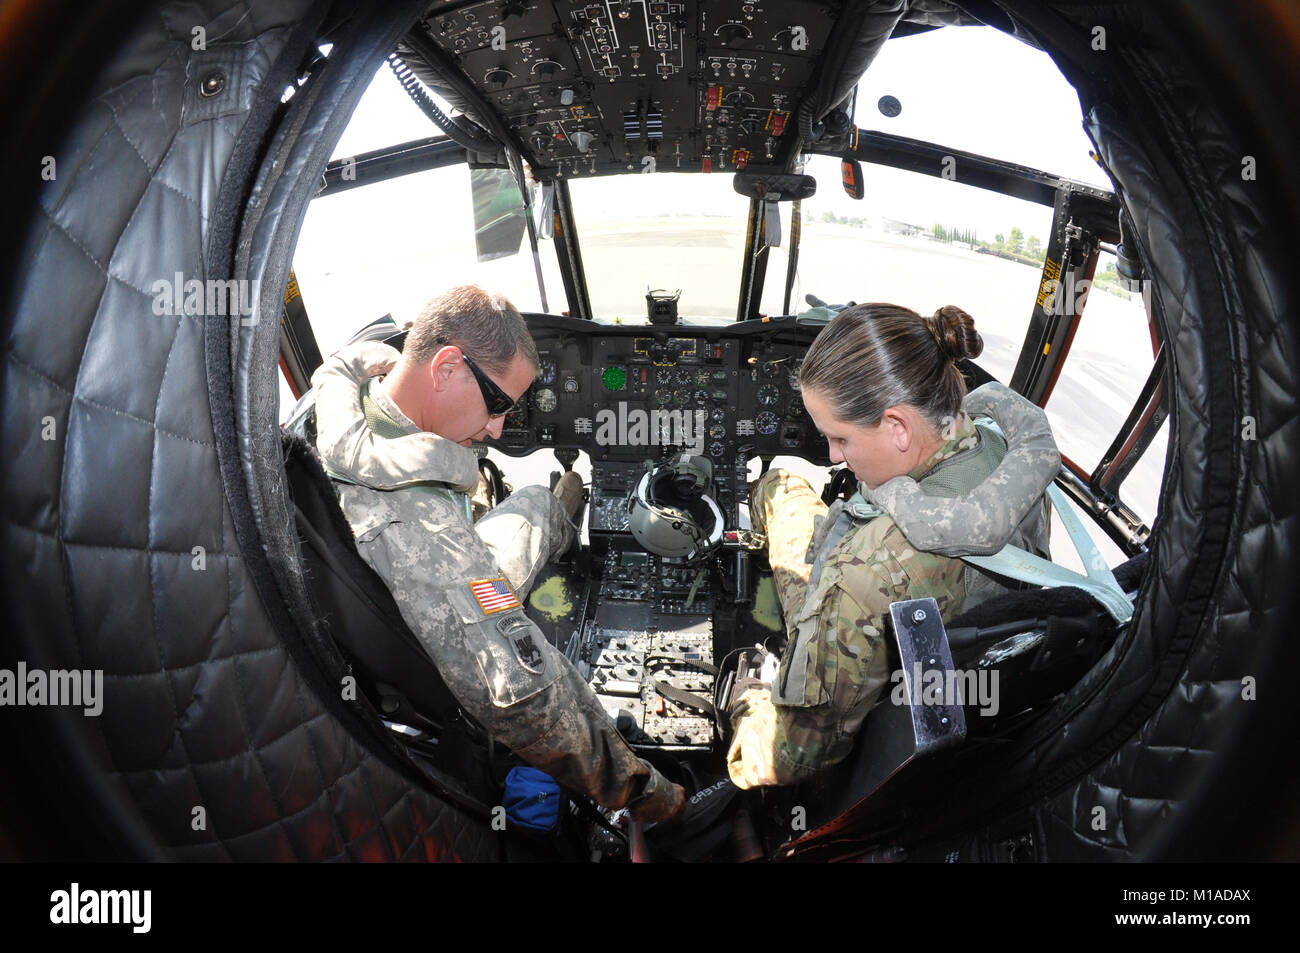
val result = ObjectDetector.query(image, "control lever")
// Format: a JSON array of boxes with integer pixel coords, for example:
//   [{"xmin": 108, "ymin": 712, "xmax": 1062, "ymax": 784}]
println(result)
[
  {"xmin": 554, "ymin": 447, "xmax": 579, "ymax": 472},
  {"xmin": 721, "ymin": 529, "xmax": 767, "ymax": 552},
  {"xmin": 720, "ymin": 532, "xmax": 764, "ymax": 607},
  {"xmin": 732, "ymin": 550, "xmax": 753, "ymax": 607}
]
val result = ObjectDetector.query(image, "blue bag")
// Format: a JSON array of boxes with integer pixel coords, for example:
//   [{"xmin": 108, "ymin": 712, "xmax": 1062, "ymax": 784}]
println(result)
[{"xmin": 502, "ymin": 766, "xmax": 564, "ymax": 833}]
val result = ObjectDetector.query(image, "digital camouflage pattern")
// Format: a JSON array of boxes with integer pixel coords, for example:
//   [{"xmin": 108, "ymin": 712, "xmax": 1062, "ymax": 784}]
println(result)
[
  {"xmin": 728, "ymin": 472, "xmax": 965, "ymax": 788},
  {"xmin": 727, "ymin": 385, "xmax": 1057, "ymax": 788},
  {"xmin": 868, "ymin": 382, "xmax": 1059, "ymax": 559},
  {"xmin": 312, "ymin": 342, "xmax": 683, "ymax": 821}
]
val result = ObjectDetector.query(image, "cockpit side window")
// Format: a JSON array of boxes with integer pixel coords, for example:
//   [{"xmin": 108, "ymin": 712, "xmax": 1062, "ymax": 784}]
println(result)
[
  {"xmin": 287, "ymin": 66, "xmax": 560, "ymax": 378},
  {"xmin": 852, "ymin": 27, "xmax": 1112, "ymax": 190}
]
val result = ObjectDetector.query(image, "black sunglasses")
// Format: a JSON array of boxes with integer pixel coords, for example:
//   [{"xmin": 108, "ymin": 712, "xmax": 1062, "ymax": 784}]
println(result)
[{"xmin": 459, "ymin": 351, "xmax": 517, "ymax": 417}]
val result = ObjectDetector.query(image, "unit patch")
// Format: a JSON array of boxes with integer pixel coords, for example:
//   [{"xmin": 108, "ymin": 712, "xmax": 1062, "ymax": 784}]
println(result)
[{"xmin": 495, "ymin": 614, "xmax": 544, "ymax": 673}]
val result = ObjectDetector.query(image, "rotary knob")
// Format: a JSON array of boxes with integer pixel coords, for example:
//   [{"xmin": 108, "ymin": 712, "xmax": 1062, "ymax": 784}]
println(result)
[{"xmin": 718, "ymin": 23, "xmax": 751, "ymax": 46}]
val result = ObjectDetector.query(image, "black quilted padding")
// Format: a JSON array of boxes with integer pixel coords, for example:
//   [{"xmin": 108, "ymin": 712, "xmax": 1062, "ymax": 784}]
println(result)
[
  {"xmin": 1026, "ymin": 29, "xmax": 1300, "ymax": 858},
  {"xmin": 2, "ymin": 0, "xmax": 499, "ymax": 860},
  {"xmin": 893, "ymin": 2, "xmax": 1300, "ymax": 860}
]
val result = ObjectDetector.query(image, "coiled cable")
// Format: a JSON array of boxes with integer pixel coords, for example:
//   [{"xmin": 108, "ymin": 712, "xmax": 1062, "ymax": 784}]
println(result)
[
  {"xmin": 797, "ymin": 91, "xmax": 824, "ymax": 142},
  {"xmin": 386, "ymin": 52, "xmax": 500, "ymax": 153}
]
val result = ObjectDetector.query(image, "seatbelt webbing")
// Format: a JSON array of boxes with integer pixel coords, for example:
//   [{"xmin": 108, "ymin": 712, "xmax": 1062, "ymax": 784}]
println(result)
[
  {"xmin": 653, "ymin": 681, "xmax": 717, "ymax": 720},
  {"xmin": 963, "ymin": 484, "xmax": 1133, "ymax": 624}
]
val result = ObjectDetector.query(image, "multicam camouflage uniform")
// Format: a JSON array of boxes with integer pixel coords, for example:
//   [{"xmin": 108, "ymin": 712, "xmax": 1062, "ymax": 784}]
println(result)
[
  {"xmin": 727, "ymin": 383, "xmax": 1059, "ymax": 788},
  {"xmin": 312, "ymin": 342, "xmax": 682, "ymax": 821}
]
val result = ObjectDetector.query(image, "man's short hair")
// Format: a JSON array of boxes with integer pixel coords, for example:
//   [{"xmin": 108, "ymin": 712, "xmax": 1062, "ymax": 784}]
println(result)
[{"xmin": 404, "ymin": 285, "xmax": 539, "ymax": 374}]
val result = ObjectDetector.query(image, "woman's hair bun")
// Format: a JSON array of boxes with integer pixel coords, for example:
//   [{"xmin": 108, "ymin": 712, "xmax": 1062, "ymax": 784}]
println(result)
[{"xmin": 929, "ymin": 305, "xmax": 984, "ymax": 362}]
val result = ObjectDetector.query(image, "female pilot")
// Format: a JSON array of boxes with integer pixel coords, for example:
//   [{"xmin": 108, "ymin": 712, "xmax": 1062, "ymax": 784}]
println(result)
[{"xmin": 727, "ymin": 303, "xmax": 1060, "ymax": 788}]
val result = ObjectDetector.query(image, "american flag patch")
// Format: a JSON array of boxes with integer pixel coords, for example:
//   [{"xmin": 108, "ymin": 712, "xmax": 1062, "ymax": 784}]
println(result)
[{"xmin": 469, "ymin": 578, "xmax": 521, "ymax": 614}]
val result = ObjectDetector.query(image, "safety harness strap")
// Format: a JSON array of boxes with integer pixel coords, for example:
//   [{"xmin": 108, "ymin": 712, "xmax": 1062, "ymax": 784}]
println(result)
[{"xmin": 962, "ymin": 484, "xmax": 1134, "ymax": 624}]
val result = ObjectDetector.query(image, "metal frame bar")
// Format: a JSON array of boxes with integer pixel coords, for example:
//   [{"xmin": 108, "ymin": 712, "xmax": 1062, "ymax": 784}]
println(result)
[
  {"xmin": 1009, "ymin": 185, "xmax": 1120, "ymax": 404},
  {"xmin": 317, "ymin": 136, "xmax": 466, "ymax": 196},
  {"xmin": 552, "ymin": 177, "xmax": 592, "ymax": 320},
  {"xmin": 735, "ymin": 196, "xmax": 773, "ymax": 321},
  {"xmin": 1054, "ymin": 463, "xmax": 1151, "ymax": 555},
  {"xmin": 812, "ymin": 127, "xmax": 1117, "ymax": 211},
  {"xmin": 1092, "ymin": 345, "xmax": 1169, "ymax": 501},
  {"xmin": 783, "ymin": 198, "xmax": 803, "ymax": 315}
]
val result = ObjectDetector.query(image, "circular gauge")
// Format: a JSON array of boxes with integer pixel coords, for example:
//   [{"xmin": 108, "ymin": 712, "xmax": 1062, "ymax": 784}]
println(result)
[
  {"xmin": 708, "ymin": 441, "xmax": 725, "ymax": 458},
  {"xmin": 602, "ymin": 366, "xmax": 627, "ymax": 392},
  {"xmin": 757, "ymin": 411, "xmax": 779, "ymax": 435},
  {"xmin": 694, "ymin": 389, "xmax": 710, "ymax": 404},
  {"xmin": 757, "ymin": 383, "xmax": 781, "ymax": 406},
  {"xmin": 710, "ymin": 407, "xmax": 726, "ymax": 423},
  {"xmin": 787, "ymin": 358, "xmax": 803, "ymax": 391},
  {"xmin": 674, "ymin": 368, "xmax": 693, "ymax": 385},
  {"xmin": 789, "ymin": 395, "xmax": 805, "ymax": 416},
  {"xmin": 537, "ymin": 360, "xmax": 557, "ymax": 385},
  {"xmin": 532, "ymin": 388, "xmax": 558, "ymax": 413},
  {"xmin": 708, "ymin": 424, "xmax": 726, "ymax": 439},
  {"xmin": 654, "ymin": 389, "xmax": 673, "ymax": 407},
  {"xmin": 673, "ymin": 388, "xmax": 692, "ymax": 406},
  {"xmin": 694, "ymin": 370, "xmax": 711, "ymax": 386},
  {"xmin": 656, "ymin": 367, "xmax": 673, "ymax": 384},
  {"xmin": 760, "ymin": 360, "xmax": 781, "ymax": 379}
]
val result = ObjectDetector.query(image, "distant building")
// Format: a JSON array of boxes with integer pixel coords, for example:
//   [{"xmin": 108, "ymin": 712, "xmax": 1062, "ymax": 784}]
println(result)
[{"xmin": 881, "ymin": 217, "xmax": 925, "ymax": 237}]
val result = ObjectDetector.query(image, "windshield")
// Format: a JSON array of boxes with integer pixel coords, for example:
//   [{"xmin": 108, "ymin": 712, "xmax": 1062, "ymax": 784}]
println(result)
[
  {"xmin": 286, "ymin": 23, "xmax": 1166, "ymax": 540},
  {"xmin": 566, "ymin": 174, "xmax": 751, "ymax": 321}
]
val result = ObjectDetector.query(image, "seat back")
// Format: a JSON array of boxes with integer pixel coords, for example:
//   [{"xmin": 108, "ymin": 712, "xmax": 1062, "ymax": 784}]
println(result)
[
  {"xmin": 776, "ymin": 598, "xmax": 966, "ymax": 856},
  {"xmin": 773, "ymin": 556, "xmax": 1149, "ymax": 857}
]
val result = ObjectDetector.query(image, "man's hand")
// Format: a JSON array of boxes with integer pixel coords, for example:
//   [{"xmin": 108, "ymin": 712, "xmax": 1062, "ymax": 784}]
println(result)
[{"xmin": 627, "ymin": 771, "xmax": 686, "ymax": 823}]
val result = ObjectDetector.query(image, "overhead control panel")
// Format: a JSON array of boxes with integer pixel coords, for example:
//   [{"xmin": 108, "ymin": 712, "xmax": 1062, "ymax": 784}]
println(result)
[{"xmin": 412, "ymin": 0, "xmax": 841, "ymax": 177}]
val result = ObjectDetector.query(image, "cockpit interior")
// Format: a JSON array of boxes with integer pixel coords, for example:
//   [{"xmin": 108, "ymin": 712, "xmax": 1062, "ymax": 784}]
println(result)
[
  {"xmin": 276, "ymin": 0, "xmax": 1165, "ymax": 861},
  {"xmin": 5, "ymin": 0, "xmax": 1295, "ymax": 865}
]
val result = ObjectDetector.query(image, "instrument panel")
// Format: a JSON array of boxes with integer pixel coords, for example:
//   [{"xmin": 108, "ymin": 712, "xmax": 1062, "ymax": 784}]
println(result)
[
  {"xmin": 494, "ymin": 313, "xmax": 829, "ymax": 467},
  {"xmin": 499, "ymin": 313, "xmax": 829, "ymax": 752}
]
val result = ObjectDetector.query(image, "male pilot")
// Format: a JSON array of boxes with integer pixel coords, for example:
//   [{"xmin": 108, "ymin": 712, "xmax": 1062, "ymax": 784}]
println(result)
[{"xmin": 311, "ymin": 285, "xmax": 684, "ymax": 821}]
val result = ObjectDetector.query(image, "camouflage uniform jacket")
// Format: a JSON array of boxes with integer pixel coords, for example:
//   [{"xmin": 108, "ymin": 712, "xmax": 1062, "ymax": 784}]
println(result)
[
  {"xmin": 312, "ymin": 342, "xmax": 682, "ymax": 821},
  {"xmin": 727, "ymin": 383, "xmax": 1059, "ymax": 788}
]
